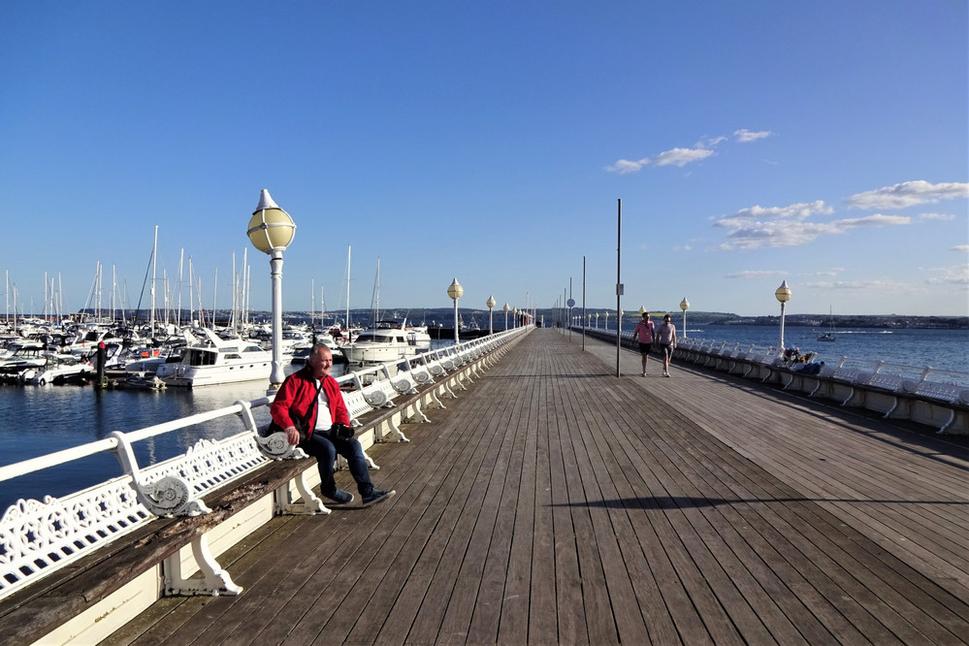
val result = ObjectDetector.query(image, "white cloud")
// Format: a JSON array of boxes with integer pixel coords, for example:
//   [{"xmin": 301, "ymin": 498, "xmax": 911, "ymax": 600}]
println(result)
[
  {"xmin": 654, "ymin": 146, "xmax": 715, "ymax": 167},
  {"xmin": 729, "ymin": 200, "xmax": 833, "ymax": 221},
  {"xmin": 672, "ymin": 244, "xmax": 693, "ymax": 252},
  {"xmin": 837, "ymin": 214, "xmax": 911, "ymax": 227},
  {"xmin": 925, "ymin": 264, "xmax": 969, "ymax": 286},
  {"xmin": 724, "ymin": 270, "xmax": 787, "ymax": 279},
  {"xmin": 803, "ymin": 268, "xmax": 846, "ymax": 277},
  {"xmin": 920, "ymin": 212, "xmax": 955, "ymax": 221},
  {"xmin": 697, "ymin": 135, "xmax": 727, "ymax": 148},
  {"xmin": 952, "ymin": 244, "xmax": 969, "ymax": 252},
  {"xmin": 714, "ymin": 201, "xmax": 910, "ymax": 250},
  {"xmin": 605, "ymin": 158, "xmax": 651, "ymax": 174},
  {"xmin": 805, "ymin": 279, "xmax": 911, "ymax": 290},
  {"xmin": 734, "ymin": 128, "xmax": 772, "ymax": 143},
  {"xmin": 846, "ymin": 180, "xmax": 969, "ymax": 210}
]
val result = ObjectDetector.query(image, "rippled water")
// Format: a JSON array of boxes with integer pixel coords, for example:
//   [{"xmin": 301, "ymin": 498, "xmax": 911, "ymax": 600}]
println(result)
[{"xmin": 600, "ymin": 323, "xmax": 969, "ymax": 374}]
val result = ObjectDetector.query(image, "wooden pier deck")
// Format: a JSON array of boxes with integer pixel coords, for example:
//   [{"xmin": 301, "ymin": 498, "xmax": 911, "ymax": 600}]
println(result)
[{"xmin": 107, "ymin": 329, "xmax": 969, "ymax": 645}]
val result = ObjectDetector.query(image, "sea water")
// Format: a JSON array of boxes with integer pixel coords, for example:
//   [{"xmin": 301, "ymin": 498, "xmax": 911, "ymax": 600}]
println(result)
[{"xmin": 1, "ymin": 327, "xmax": 967, "ymax": 509}]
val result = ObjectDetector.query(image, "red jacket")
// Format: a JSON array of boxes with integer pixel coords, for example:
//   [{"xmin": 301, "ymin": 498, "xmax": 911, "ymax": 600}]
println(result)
[{"xmin": 270, "ymin": 367, "xmax": 350, "ymax": 432}]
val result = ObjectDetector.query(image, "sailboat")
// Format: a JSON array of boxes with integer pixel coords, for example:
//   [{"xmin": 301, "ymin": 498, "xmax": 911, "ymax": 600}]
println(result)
[{"xmin": 817, "ymin": 306, "xmax": 836, "ymax": 342}]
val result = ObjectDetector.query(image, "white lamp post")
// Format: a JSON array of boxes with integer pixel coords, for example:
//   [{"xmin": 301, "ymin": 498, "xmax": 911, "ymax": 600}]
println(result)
[
  {"xmin": 448, "ymin": 278, "xmax": 463, "ymax": 344},
  {"xmin": 502, "ymin": 302, "xmax": 510, "ymax": 330},
  {"xmin": 486, "ymin": 295, "xmax": 496, "ymax": 335},
  {"xmin": 247, "ymin": 188, "xmax": 296, "ymax": 391},
  {"xmin": 595, "ymin": 312, "xmax": 599, "ymax": 329},
  {"xmin": 775, "ymin": 280, "xmax": 792, "ymax": 352},
  {"xmin": 604, "ymin": 311, "xmax": 609, "ymax": 330},
  {"xmin": 680, "ymin": 297, "xmax": 689, "ymax": 339},
  {"xmin": 513, "ymin": 307, "xmax": 519, "ymax": 328}
]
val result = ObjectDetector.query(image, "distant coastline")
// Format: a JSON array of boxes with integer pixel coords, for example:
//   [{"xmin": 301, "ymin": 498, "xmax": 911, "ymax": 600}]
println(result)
[{"xmin": 54, "ymin": 308, "xmax": 969, "ymax": 330}]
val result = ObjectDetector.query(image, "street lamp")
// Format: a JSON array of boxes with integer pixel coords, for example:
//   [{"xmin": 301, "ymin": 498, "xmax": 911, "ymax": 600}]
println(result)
[
  {"xmin": 486, "ymin": 295, "xmax": 496, "ymax": 335},
  {"xmin": 638, "ymin": 305, "xmax": 646, "ymax": 317},
  {"xmin": 775, "ymin": 280, "xmax": 792, "ymax": 352},
  {"xmin": 447, "ymin": 278, "xmax": 463, "ymax": 344},
  {"xmin": 513, "ymin": 307, "xmax": 519, "ymax": 328},
  {"xmin": 247, "ymin": 188, "xmax": 296, "ymax": 392},
  {"xmin": 595, "ymin": 312, "xmax": 599, "ymax": 328},
  {"xmin": 680, "ymin": 297, "xmax": 689, "ymax": 339},
  {"xmin": 502, "ymin": 302, "xmax": 510, "ymax": 330},
  {"xmin": 603, "ymin": 311, "xmax": 609, "ymax": 330}
]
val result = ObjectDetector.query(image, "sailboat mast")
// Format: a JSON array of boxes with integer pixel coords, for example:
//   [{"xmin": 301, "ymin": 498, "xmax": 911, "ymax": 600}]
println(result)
[
  {"xmin": 150, "ymin": 225, "xmax": 158, "ymax": 337},
  {"xmin": 230, "ymin": 252, "xmax": 236, "ymax": 332},
  {"xmin": 346, "ymin": 245, "xmax": 352, "ymax": 330},
  {"xmin": 213, "ymin": 267, "xmax": 219, "ymax": 330},
  {"xmin": 177, "ymin": 248, "xmax": 184, "ymax": 327},
  {"xmin": 311, "ymin": 278, "xmax": 315, "ymax": 329},
  {"xmin": 112, "ymin": 264, "xmax": 117, "ymax": 323},
  {"xmin": 188, "ymin": 257, "xmax": 194, "ymax": 326}
]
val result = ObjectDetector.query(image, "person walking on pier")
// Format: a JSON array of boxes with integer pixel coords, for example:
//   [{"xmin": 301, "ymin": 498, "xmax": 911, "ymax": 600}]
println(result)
[
  {"xmin": 632, "ymin": 311, "xmax": 655, "ymax": 377},
  {"xmin": 271, "ymin": 344, "xmax": 394, "ymax": 507},
  {"xmin": 658, "ymin": 313, "xmax": 677, "ymax": 377}
]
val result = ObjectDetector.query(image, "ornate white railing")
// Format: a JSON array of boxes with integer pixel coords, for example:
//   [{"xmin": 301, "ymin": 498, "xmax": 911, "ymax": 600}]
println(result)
[{"xmin": 0, "ymin": 325, "xmax": 530, "ymax": 602}]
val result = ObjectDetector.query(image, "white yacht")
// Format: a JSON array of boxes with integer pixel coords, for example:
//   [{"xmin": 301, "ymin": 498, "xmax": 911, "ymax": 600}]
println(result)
[
  {"xmin": 341, "ymin": 320, "xmax": 417, "ymax": 365},
  {"xmin": 156, "ymin": 328, "xmax": 272, "ymax": 387},
  {"xmin": 405, "ymin": 324, "xmax": 432, "ymax": 350},
  {"xmin": 24, "ymin": 355, "xmax": 92, "ymax": 385},
  {"xmin": 0, "ymin": 342, "xmax": 48, "ymax": 376}
]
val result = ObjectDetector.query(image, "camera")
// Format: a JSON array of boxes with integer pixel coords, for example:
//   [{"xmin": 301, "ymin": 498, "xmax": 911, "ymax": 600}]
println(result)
[{"xmin": 330, "ymin": 423, "xmax": 355, "ymax": 440}]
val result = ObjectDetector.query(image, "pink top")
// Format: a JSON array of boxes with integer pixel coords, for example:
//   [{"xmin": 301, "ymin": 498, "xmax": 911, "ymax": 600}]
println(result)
[{"xmin": 633, "ymin": 320, "xmax": 654, "ymax": 343}]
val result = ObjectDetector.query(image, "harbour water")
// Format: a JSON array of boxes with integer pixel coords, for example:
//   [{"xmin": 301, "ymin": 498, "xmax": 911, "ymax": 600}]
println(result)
[
  {"xmin": 1, "ymin": 326, "xmax": 967, "ymax": 511},
  {"xmin": 604, "ymin": 322, "xmax": 969, "ymax": 374}
]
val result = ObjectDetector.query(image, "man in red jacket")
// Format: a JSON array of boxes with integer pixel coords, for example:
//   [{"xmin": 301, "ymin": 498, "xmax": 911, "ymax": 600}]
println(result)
[{"xmin": 271, "ymin": 344, "xmax": 394, "ymax": 507}]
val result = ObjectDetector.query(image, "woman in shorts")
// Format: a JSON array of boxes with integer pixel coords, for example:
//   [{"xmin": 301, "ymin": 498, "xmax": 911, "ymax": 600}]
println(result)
[
  {"xmin": 657, "ymin": 313, "xmax": 677, "ymax": 377},
  {"xmin": 632, "ymin": 311, "xmax": 655, "ymax": 377}
]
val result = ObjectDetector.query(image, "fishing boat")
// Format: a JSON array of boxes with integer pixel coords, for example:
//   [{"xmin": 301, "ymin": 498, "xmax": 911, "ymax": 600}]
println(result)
[{"xmin": 817, "ymin": 306, "xmax": 837, "ymax": 342}]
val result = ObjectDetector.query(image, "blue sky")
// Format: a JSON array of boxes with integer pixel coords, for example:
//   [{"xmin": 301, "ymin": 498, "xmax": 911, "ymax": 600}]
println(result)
[{"xmin": 1, "ymin": 1, "xmax": 967, "ymax": 316}]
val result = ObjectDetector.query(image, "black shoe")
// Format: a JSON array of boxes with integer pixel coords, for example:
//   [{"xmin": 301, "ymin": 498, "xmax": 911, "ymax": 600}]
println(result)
[
  {"xmin": 323, "ymin": 489, "xmax": 354, "ymax": 505},
  {"xmin": 361, "ymin": 489, "xmax": 396, "ymax": 507}
]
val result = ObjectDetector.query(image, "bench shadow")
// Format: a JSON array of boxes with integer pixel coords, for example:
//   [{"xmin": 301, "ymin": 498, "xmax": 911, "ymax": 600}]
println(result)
[{"xmin": 552, "ymin": 496, "xmax": 969, "ymax": 509}]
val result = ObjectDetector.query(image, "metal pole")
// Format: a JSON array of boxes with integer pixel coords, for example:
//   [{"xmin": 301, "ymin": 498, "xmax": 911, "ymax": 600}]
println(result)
[
  {"xmin": 568, "ymin": 277, "xmax": 572, "ymax": 340},
  {"xmin": 779, "ymin": 302, "xmax": 786, "ymax": 353},
  {"xmin": 581, "ymin": 255, "xmax": 586, "ymax": 351},
  {"xmin": 150, "ymin": 225, "xmax": 158, "ymax": 337},
  {"xmin": 616, "ymin": 198, "xmax": 622, "ymax": 377},
  {"xmin": 269, "ymin": 249, "xmax": 285, "ymax": 390},
  {"xmin": 453, "ymin": 298, "xmax": 459, "ymax": 343}
]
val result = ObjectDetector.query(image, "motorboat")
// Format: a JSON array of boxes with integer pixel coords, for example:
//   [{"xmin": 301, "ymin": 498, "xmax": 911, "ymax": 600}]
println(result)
[
  {"xmin": 405, "ymin": 324, "xmax": 432, "ymax": 350},
  {"xmin": 24, "ymin": 355, "xmax": 92, "ymax": 385},
  {"xmin": 0, "ymin": 342, "xmax": 48, "ymax": 377},
  {"xmin": 341, "ymin": 320, "xmax": 417, "ymax": 365},
  {"xmin": 156, "ymin": 328, "xmax": 272, "ymax": 387}
]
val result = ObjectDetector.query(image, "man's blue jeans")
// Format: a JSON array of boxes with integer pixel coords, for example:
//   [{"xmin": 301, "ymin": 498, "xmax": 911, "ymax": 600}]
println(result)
[{"xmin": 301, "ymin": 430, "xmax": 373, "ymax": 496}]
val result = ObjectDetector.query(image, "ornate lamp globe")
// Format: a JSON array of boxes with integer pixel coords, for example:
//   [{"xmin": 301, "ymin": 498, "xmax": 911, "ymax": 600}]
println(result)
[
  {"xmin": 638, "ymin": 305, "xmax": 647, "ymax": 316},
  {"xmin": 502, "ymin": 302, "xmax": 510, "ymax": 313},
  {"xmin": 447, "ymin": 278, "xmax": 464, "ymax": 300},
  {"xmin": 680, "ymin": 298, "xmax": 689, "ymax": 311},
  {"xmin": 247, "ymin": 189, "xmax": 296, "ymax": 254},
  {"xmin": 775, "ymin": 280, "xmax": 792, "ymax": 304},
  {"xmin": 486, "ymin": 295, "xmax": 496, "ymax": 309}
]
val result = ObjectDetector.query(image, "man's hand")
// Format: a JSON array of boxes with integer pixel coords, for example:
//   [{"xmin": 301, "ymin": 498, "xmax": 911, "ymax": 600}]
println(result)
[{"xmin": 284, "ymin": 426, "xmax": 300, "ymax": 445}]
